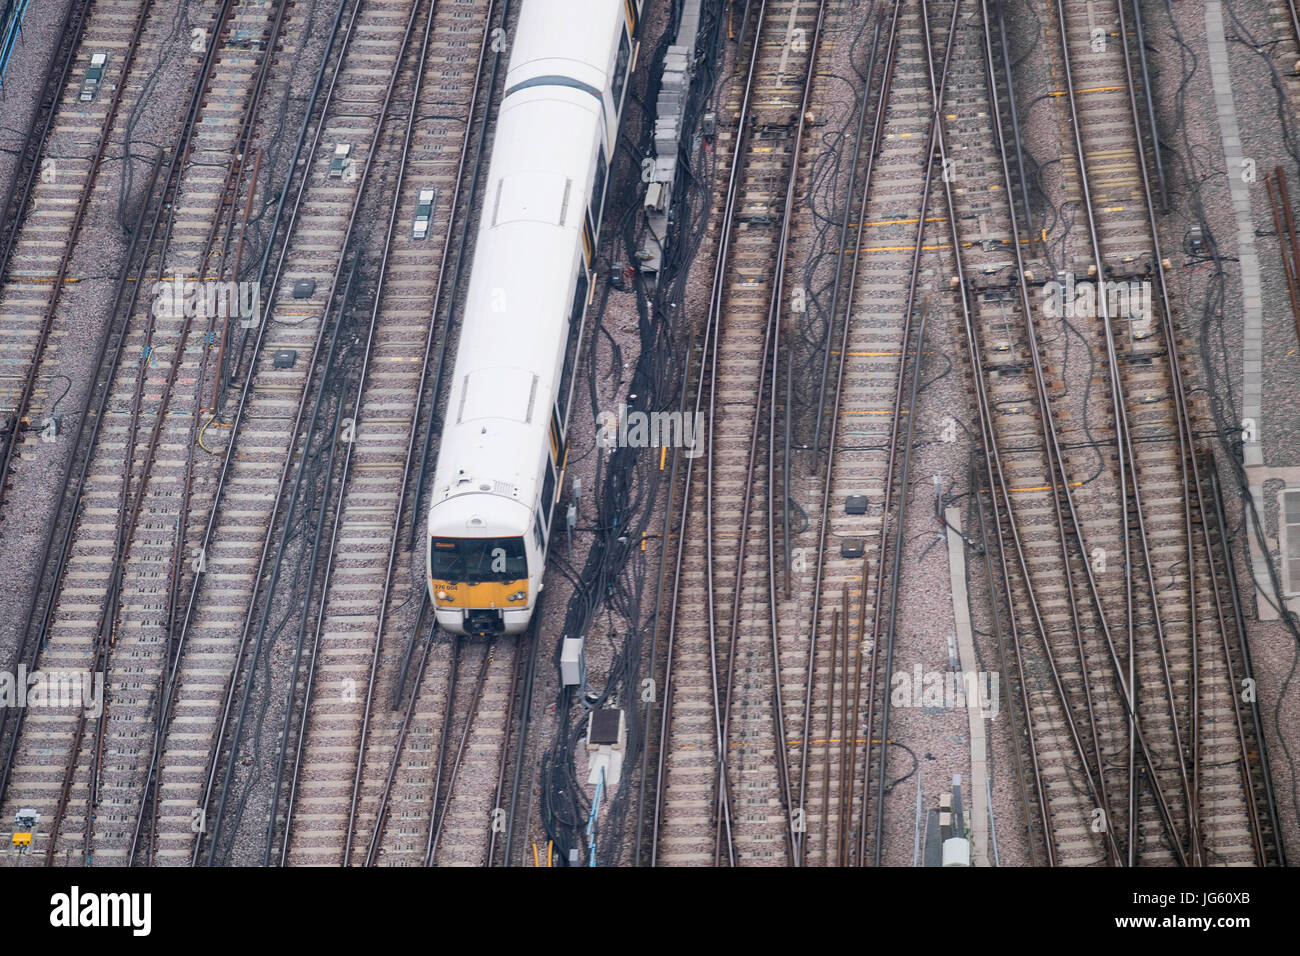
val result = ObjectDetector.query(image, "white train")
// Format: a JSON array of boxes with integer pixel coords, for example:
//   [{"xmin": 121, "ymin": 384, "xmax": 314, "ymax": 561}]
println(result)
[{"xmin": 427, "ymin": 0, "xmax": 642, "ymax": 635}]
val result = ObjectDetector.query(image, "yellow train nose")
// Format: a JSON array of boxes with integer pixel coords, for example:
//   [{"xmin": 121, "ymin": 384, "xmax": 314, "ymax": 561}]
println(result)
[{"xmin": 430, "ymin": 579, "xmax": 528, "ymax": 608}]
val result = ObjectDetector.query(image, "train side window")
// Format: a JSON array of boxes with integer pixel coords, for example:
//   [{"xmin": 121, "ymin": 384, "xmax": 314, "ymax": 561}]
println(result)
[
  {"xmin": 550, "ymin": 406, "xmax": 564, "ymax": 464},
  {"xmin": 541, "ymin": 458, "xmax": 557, "ymax": 522},
  {"xmin": 571, "ymin": 269, "xmax": 589, "ymax": 325},
  {"xmin": 558, "ymin": 270, "xmax": 589, "ymax": 427},
  {"xmin": 611, "ymin": 30, "xmax": 631, "ymax": 108},
  {"xmin": 592, "ymin": 148, "xmax": 607, "ymax": 215},
  {"xmin": 534, "ymin": 515, "xmax": 546, "ymax": 552}
]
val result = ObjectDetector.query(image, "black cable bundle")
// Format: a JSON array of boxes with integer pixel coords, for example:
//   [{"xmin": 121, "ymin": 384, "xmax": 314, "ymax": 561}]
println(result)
[{"xmin": 538, "ymin": 0, "xmax": 730, "ymax": 865}]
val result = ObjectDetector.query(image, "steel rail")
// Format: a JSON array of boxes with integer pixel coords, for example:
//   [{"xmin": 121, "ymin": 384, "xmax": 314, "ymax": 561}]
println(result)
[
  {"xmin": 969, "ymin": 460, "xmax": 1039, "ymax": 865},
  {"xmin": 953, "ymin": 0, "xmax": 1190, "ymax": 864},
  {"xmin": 635, "ymin": 328, "xmax": 697, "ymax": 866},
  {"xmin": 834, "ymin": 589, "xmax": 849, "ymax": 862},
  {"xmin": 84, "ymin": 3, "xmax": 296, "ymax": 858},
  {"xmin": 268, "ymin": 243, "xmax": 386, "ymax": 864},
  {"xmin": 406, "ymin": 0, "xmax": 515, "ymax": 549},
  {"xmin": 0, "ymin": 0, "xmax": 94, "ymax": 488},
  {"xmin": 24, "ymin": 0, "xmax": 259, "ymax": 843},
  {"xmin": 1125, "ymin": 0, "xmax": 1166, "ymax": 211},
  {"xmin": 697, "ymin": 0, "xmax": 771, "ymax": 867},
  {"xmin": 1115, "ymin": 0, "xmax": 1271, "ymax": 863},
  {"xmin": 1266, "ymin": 171, "xmax": 1300, "ymax": 346},
  {"xmin": 1209, "ymin": 464, "xmax": 1286, "ymax": 865},
  {"xmin": 424, "ymin": 641, "xmax": 496, "ymax": 864},
  {"xmin": 945, "ymin": 0, "xmax": 1123, "ymax": 863},
  {"xmin": 1054, "ymin": 0, "xmax": 1199, "ymax": 863},
  {"xmin": 759, "ymin": 0, "xmax": 828, "ymax": 867},
  {"xmin": 191, "ymin": 0, "xmax": 433, "ymax": 865},
  {"xmin": 819, "ymin": 609, "xmax": 837, "ymax": 864},
  {"xmin": 0, "ymin": 0, "xmax": 249, "ymax": 810},
  {"xmin": 343, "ymin": 0, "xmax": 500, "ymax": 858},
  {"xmin": 200, "ymin": 253, "xmax": 359, "ymax": 864},
  {"xmin": 992, "ymin": 0, "xmax": 1036, "ymax": 251},
  {"xmin": 857, "ymin": 0, "xmax": 961, "ymax": 866},
  {"xmin": 0, "ymin": 0, "xmax": 92, "ymax": 276},
  {"xmin": 361, "ymin": 626, "xmax": 434, "ymax": 866},
  {"xmin": 800, "ymin": 0, "xmax": 901, "ymax": 869},
  {"xmin": 777, "ymin": 0, "xmax": 832, "ymax": 597},
  {"xmin": 840, "ymin": 557, "xmax": 867, "ymax": 866},
  {"xmin": 0, "ymin": 0, "xmax": 165, "ymax": 513},
  {"xmin": 484, "ymin": 632, "xmax": 527, "ymax": 865},
  {"xmin": 126, "ymin": 0, "xmax": 359, "ymax": 865},
  {"xmin": 928, "ymin": 0, "xmax": 1147, "ymax": 866},
  {"xmin": 810, "ymin": 14, "xmax": 887, "ymax": 468},
  {"xmin": 279, "ymin": 383, "xmax": 379, "ymax": 866},
  {"xmin": 500, "ymin": 616, "xmax": 541, "ymax": 866},
  {"xmin": 83, "ymin": 176, "xmax": 191, "ymax": 862}
]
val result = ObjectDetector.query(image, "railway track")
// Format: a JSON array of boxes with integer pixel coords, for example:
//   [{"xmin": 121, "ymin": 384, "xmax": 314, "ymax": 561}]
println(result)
[
  {"xmin": 0, "ymin": 0, "xmax": 302, "ymax": 864},
  {"xmin": 0, "ymin": 0, "xmax": 1284, "ymax": 869},
  {"xmin": 180, "ymin": 0, "xmax": 480, "ymax": 866},
  {"xmin": 0, "ymin": 0, "xmax": 171, "ymax": 511},
  {"xmin": 645, "ymin": 0, "xmax": 1282, "ymax": 869},
  {"xmin": 650, "ymin": 0, "xmax": 835, "ymax": 867},
  {"xmin": 929, "ymin": 0, "xmax": 1280, "ymax": 865},
  {"xmin": 282, "ymin": 0, "xmax": 537, "ymax": 869},
  {"xmin": 345, "ymin": 632, "xmax": 531, "ymax": 866}
]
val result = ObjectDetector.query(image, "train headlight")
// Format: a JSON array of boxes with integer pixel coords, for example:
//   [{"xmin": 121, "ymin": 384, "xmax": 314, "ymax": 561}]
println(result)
[
  {"xmin": 508, "ymin": 591, "xmax": 526, "ymax": 602},
  {"xmin": 436, "ymin": 591, "xmax": 450, "ymax": 601}
]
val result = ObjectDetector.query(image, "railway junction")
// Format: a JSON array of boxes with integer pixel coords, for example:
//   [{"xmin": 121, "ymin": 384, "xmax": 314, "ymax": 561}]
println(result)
[{"xmin": 0, "ymin": 0, "xmax": 1295, "ymax": 879}]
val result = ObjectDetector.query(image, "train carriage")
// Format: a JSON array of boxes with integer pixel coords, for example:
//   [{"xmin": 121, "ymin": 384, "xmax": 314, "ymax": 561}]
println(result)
[{"xmin": 427, "ymin": 0, "xmax": 641, "ymax": 634}]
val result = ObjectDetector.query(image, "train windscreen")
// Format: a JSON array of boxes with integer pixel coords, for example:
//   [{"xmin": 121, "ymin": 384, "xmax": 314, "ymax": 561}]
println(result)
[{"xmin": 430, "ymin": 536, "xmax": 527, "ymax": 582}]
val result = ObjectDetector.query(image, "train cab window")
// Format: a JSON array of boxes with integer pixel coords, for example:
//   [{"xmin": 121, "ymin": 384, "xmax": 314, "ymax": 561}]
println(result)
[
  {"xmin": 611, "ymin": 30, "xmax": 631, "ymax": 108},
  {"xmin": 429, "ymin": 536, "xmax": 527, "ymax": 582}
]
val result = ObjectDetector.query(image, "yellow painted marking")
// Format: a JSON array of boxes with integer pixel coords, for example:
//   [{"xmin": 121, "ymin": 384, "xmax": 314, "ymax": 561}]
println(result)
[
  {"xmin": 1008, "ymin": 480, "xmax": 1084, "ymax": 493},
  {"xmin": 1048, "ymin": 85, "xmax": 1126, "ymax": 96},
  {"xmin": 659, "ymin": 444, "xmax": 667, "ymax": 470},
  {"xmin": 835, "ymin": 350, "xmax": 936, "ymax": 357},
  {"xmin": 678, "ymin": 736, "xmax": 884, "ymax": 752},
  {"xmin": 860, "ymin": 215, "xmax": 948, "ymax": 227},
  {"xmin": 840, "ymin": 234, "xmax": 1031, "ymax": 255},
  {"xmin": 855, "ymin": 244, "xmax": 954, "ymax": 253}
]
